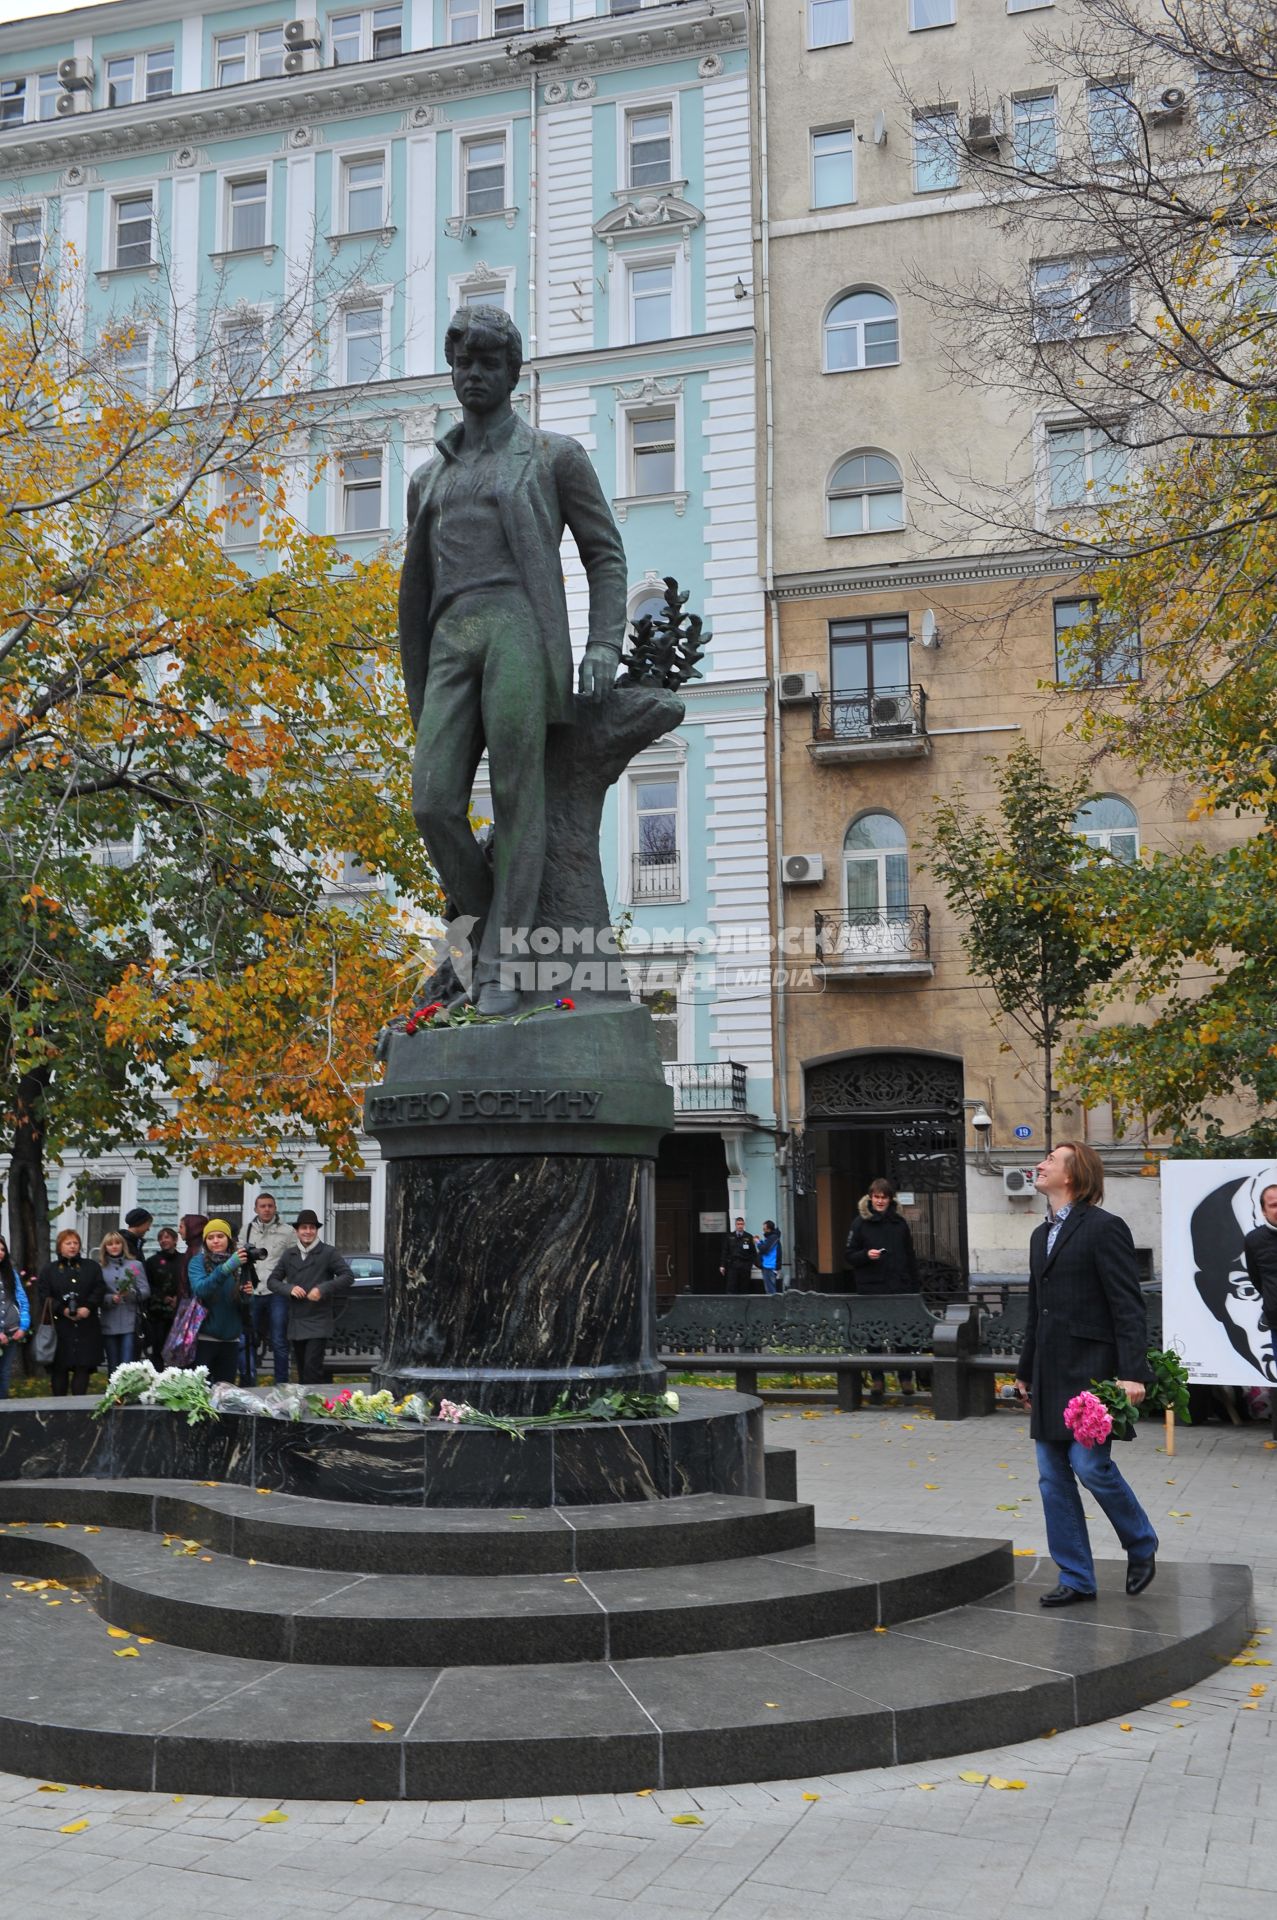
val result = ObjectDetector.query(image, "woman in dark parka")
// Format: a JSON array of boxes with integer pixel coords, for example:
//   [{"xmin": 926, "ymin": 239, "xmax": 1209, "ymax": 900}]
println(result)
[{"xmin": 36, "ymin": 1229, "xmax": 106, "ymax": 1395}]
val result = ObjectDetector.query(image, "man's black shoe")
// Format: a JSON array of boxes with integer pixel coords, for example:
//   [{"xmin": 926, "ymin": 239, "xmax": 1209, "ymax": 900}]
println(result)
[
  {"xmin": 1126, "ymin": 1555, "xmax": 1156, "ymax": 1596},
  {"xmin": 1038, "ymin": 1584, "xmax": 1096, "ymax": 1609}
]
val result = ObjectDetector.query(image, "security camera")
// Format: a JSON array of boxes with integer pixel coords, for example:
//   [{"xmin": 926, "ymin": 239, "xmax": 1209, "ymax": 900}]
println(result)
[{"xmin": 971, "ymin": 1105, "xmax": 993, "ymax": 1133}]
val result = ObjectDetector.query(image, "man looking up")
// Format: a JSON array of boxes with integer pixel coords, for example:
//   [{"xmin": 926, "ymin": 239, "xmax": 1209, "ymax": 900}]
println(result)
[{"xmin": 1016, "ymin": 1141, "xmax": 1158, "ymax": 1607}]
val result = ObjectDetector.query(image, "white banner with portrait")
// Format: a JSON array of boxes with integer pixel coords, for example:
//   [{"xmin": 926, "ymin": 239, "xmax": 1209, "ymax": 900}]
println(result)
[{"xmin": 1161, "ymin": 1159, "xmax": 1277, "ymax": 1387}]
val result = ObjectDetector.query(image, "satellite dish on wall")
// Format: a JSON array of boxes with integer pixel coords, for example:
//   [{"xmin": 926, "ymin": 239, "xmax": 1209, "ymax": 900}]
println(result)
[
  {"xmin": 873, "ymin": 110, "xmax": 887, "ymax": 147},
  {"xmin": 919, "ymin": 609, "xmax": 940, "ymax": 649}
]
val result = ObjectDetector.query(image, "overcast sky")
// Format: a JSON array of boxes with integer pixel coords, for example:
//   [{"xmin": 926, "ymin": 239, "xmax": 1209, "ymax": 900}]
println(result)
[{"xmin": 0, "ymin": 1, "xmax": 97, "ymax": 26}]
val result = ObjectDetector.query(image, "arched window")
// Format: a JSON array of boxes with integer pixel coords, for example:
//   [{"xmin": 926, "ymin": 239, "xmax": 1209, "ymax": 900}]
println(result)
[
  {"xmin": 844, "ymin": 811, "xmax": 909, "ymax": 925},
  {"xmin": 1074, "ymin": 795, "xmax": 1139, "ymax": 862},
  {"xmin": 824, "ymin": 289, "xmax": 900, "ymax": 371},
  {"xmin": 827, "ymin": 451, "xmax": 905, "ymax": 536},
  {"xmin": 628, "ymin": 584, "xmax": 668, "ymax": 630}
]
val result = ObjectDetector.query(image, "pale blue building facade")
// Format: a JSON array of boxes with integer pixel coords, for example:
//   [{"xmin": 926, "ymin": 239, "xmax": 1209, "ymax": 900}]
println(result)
[{"xmin": 0, "ymin": 0, "xmax": 777, "ymax": 1292}]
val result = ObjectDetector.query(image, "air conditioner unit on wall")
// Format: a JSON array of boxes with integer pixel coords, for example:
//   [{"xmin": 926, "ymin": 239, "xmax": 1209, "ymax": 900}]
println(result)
[
  {"xmin": 1147, "ymin": 84, "xmax": 1188, "ymax": 123},
  {"xmin": 1003, "ymin": 1166, "xmax": 1035, "ymax": 1199},
  {"xmin": 56, "ymin": 89, "xmax": 91, "ymax": 115},
  {"xmin": 783, "ymin": 853, "xmax": 824, "ymax": 885},
  {"xmin": 284, "ymin": 18, "xmax": 323, "ymax": 49},
  {"xmin": 964, "ymin": 104, "xmax": 1004, "ymax": 153},
  {"xmin": 283, "ymin": 46, "xmax": 322, "ymax": 74},
  {"xmin": 57, "ymin": 55, "xmax": 93, "ymax": 90},
  {"xmin": 778, "ymin": 670, "xmax": 820, "ymax": 704}
]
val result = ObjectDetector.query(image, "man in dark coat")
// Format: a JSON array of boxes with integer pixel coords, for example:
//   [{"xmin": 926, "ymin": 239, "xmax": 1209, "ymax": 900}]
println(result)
[
  {"xmin": 719, "ymin": 1218, "xmax": 758, "ymax": 1293},
  {"xmin": 399, "ymin": 306, "xmax": 628, "ymax": 1015},
  {"xmin": 1016, "ymin": 1141, "xmax": 1158, "ymax": 1608},
  {"xmin": 265, "ymin": 1209, "xmax": 355, "ymax": 1385}
]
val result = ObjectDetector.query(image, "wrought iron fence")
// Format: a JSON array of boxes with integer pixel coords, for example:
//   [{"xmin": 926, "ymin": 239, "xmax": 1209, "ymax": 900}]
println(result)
[
  {"xmin": 811, "ymin": 685, "xmax": 927, "ymax": 741},
  {"xmin": 632, "ymin": 851, "xmax": 681, "ymax": 900},
  {"xmin": 815, "ymin": 906, "xmax": 931, "ymax": 962}
]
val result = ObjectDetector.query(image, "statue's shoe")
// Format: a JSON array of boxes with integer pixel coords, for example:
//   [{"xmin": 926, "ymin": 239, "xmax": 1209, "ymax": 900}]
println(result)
[{"xmin": 476, "ymin": 984, "xmax": 520, "ymax": 1017}]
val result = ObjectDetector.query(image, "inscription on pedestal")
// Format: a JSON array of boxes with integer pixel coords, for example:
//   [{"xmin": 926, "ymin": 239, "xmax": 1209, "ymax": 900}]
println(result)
[{"xmin": 369, "ymin": 1086, "xmax": 604, "ymax": 1127}]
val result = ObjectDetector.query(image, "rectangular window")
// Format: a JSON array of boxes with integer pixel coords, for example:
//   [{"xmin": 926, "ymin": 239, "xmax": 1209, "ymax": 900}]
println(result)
[
  {"xmin": 38, "ymin": 73, "xmax": 60, "ymax": 118},
  {"xmin": 113, "ymin": 192, "xmax": 153, "ymax": 270},
  {"xmin": 343, "ymin": 303, "xmax": 383, "ymax": 383},
  {"xmin": 632, "ymin": 776, "xmax": 680, "ymax": 900},
  {"xmin": 447, "ymin": 0, "xmax": 481, "ymax": 42},
  {"xmin": 199, "ymin": 1178, "xmax": 245, "ymax": 1225},
  {"xmin": 910, "ymin": 0, "xmax": 954, "ymax": 26},
  {"xmin": 227, "ymin": 174, "xmax": 268, "ymax": 252},
  {"xmin": 808, "ymin": 0, "xmax": 851, "ymax": 47},
  {"xmin": 629, "ymin": 410, "xmax": 676, "ymax": 495},
  {"xmin": 611, "ymin": 0, "xmax": 642, "ymax": 15},
  {"xmin": 341, "ymin": 450, "xmax": 383, "ymax": 533},
  {"xmin": 106, "ymin": 55, "xmax": 134, "ymax": 108},
  {"xmin": 258, "ymin": 27, "xmax": 286, "ymax": 77},
  {"xmin": 0, "ymin": 78, "xmax": 26, "ymax": 127},
  {"xmin": 912, "ymin": 110, "xmax": 959, "ymax": 191},
  {"xmin": 216, "ymin": 33, "xmax": 248, "ymax": 85},
  {"xmin": 494, "ymin": 3, "xmax": 526, "ymax": 30},
  {"xmin": 1008, "ymin": 0, "xmax": 1052, "ymax": 8},
  {"xmin": 1011, "ymin": 91, "xmax": 1057, "ymax": 170},
  {"xmin": 1032, "ymin": 255, "xmax": 1130, "ymax": 339},
  {"xmin": 5, "ymin": 208, "xmax": 42, "ymax": 284},
  {"xmin": 627, "ymin": 107, "xmax": 672, "ymax": 189},
  {"xmin": 829, "ymin": 614, "xmax": 910, "ymax": 731},
  {"xmin": 145, "ymin": 48, "xmax": 174, "ymax": 98},
  {"xmin": 110, "ymin": 326, "xmax": 151, "ymax": 398},
  {"xmin": 1089, "ymin": 80, "xmax": 1139, "ymax": 163},
  {"xmin": 1046, "ymin": 423, "xmax": 1128, "ymax": 507},
  {"xmin": 331, "ymin": 6, "xmax": 401, "ymax": 62},
  {"xmin": 84, "ymin": 1177, "xmax": 124, "ymax": 1257},
  {"xmin": 223, "ymin": 467, "xmax": 261, "ymax": 548},
  {"xmin": 460, "ymin": 280, "xmax": 507, "ymax": 309},
  {"xmin": 463, "ymin": 136, "xmax": 506, "ymax": 217},
  {"xmin": 372, "ymin": 5, "xmax": 403, "ymax": 57},
  {"xmin": 326, "ymin": 1175, "xmax": 372, "ymax": 1253},
  {"xmin": 343, "ymin": 154, "xmax": 385, "ymax": 232},
  {"xmin": 217, "ymin": 30, "xmax": 283, "ymax": 85},
  {"xmin": 331, "ymin": 12, "xmax": 363, "ymax": 61},
  {"xmin": 811, "ymin": 126, "xmax": 855, "ymax": 207},
  {"xmin": 1197, "ymin": 69, "xmax": 1245, "ymax": 145},
  {"xmin": 221, "ymin": 316, "xmax": 264, "ymax": 391},
  {"xmin": 1054, "ymin": 597, "xmax": 1140, "ymax": 685},
  {"xmin": 1232, "ymin": 231, "xmax": 1276, "ymax": 311},
  {"xmin": 629, "ymin": 260, "xmax": 673, "ymax": 343},
  {"xmin": 641, "ymin": 986, "xmax": 679, "ymax": 1062}
]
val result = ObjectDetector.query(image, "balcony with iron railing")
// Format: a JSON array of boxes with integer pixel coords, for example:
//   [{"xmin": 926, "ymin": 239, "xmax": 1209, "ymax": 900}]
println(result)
[
  {"xmin": 662, "ymin": 1061, "xmax": 752, "ymax": 1119},
  {"xmin": 814, "ymin": 905, "xmax": 934, "ymax": 977},
  {"xmin": 808, "ymin": 685, "xmax": 930, "ymax": 765},
  {"xmin": 631, "ymin": 850, "xmax": 682, "ymax": 902}
]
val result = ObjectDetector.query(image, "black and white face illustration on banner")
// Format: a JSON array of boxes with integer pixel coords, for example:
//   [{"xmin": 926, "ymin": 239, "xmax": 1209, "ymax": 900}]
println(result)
[{"xmin": 1188, "ymin": 1164, "xmax": 1277, "ymax": 1383}]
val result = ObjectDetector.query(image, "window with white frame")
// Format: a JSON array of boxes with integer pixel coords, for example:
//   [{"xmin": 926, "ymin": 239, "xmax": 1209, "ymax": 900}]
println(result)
[
  {"xmin": 446, "ymin": 0, "xmax": 481, "ymax": 43},
  {"xmin": 1046, "ymin": 423, "xmax": 1128, "ymax": 507},
  {"xmin": 827, "ymin": 451, "xmax": 905, "ymax": 535},
  {"xmin": 341, "ymin": 154, "xmax": 386, "ymax": 233},
  {"xmin": 458, "ymin": 278, "xmax": 508, "ymax": 310},
  {"xmin": 1197, "ymin": 69, "xmax": 1246, "ymax": 146},
  {"xmin": 627, "ymin": 410, "xmax": 676, "ymax": 496},
  {"xmin": 343, "ymin": 303, "xmax": 384, "ymax": 383},
  {"xmin": 3, "ymin": 70, "xmax": 64, "ymax": 123},
  {"xmin": 220, "ymin": 315, "xmax": 265, "ymax": 392},
  {"xmin": 1073, "ymin": 795, "xmax": 1139, "ymax": 860},
  {"xmin": 1231, "ymin": 231, "xmax": 1276, "ymax": 312},
  {"xmin": 1088, "ymin": 79, "xmax": 1139, "ymax": 163},
  {"xmin": 811, "ymin": 127, "xmax": 855, "ymax": 208},
  {"xmin": 1032, "ymin": 255, "xmax": 1130, "ymax": 340},
  {"xmin": 84, "ymin": 1177, "xmax": 124, "ymax": 1255},
  {"xmin": 824, "ymin": 290, "xmax": 899, "ymax": 371},
  {"xmin": 631, "ymin": 774, "xmax": 681, "ymax": 901},
  {"xmin": 1008, "ymin": 0, "xmax": 1052, "ymax": 8},
  {"xmin": 1054, "ymin": 598, "xmax": 1141, "ymax": 684},
  {"xmin": 105, "ymin": 48, "xmax": 174, "ymax": 108},
  {"xmin": 4, "ymin": 208, "xmax": 42, "ymax": 284},
  {"xmin": 325, "ymin": 1175, "xmax": 373, "ymax": 1252},
  {"xmin": 1011, "ymin": 91, "xmax": 1057, "ymax": 171},
  {"xmin": 627, "ymin": 106, "xmax": 673, "ymax": 189},
  {"xmin": 331, "ymin": 6, "xmax": 402, "ymax": 63},
  {"xmin": 912, "ymin": 110, "xmax": 958, "ymax": 191},
  {"xmin": 37, "ymin": 72, "xmax": 60, "ymax": 118},
  {"xmin": 462, "ymin": 136, "xmax": 506, "ymax": 217},
  {"xmin": 222, "ymin": 466, "xmax": 261, "ymax": 548},
  {"xmin": 843, "ymin": 813, "xmax": 910, "ymax": 945},
  {"xmin": 215, "ymin": 26, "xmax": 286, "ymax": 85},
  {"xmin": 225, "ymin": 173, "xmax": 269, "ymax": 252},
  {"xmin": 610, "ymin": 0, "xmax": 642, "ymax": 16},
  {"xmin": 627, "ymin": 259, "xmax": 674, "ymax": 344},
  {"xmin": 108, "ymin": 326, "xmax": 151, "ymax": 399},
  {"xmin": 112, "ymin": 192, "xmax": 154, "ymax": 270},
  {"xmin": 340, "ymin": 449, "xmax": 384, "ymax": 533},
  {"xmin": 199, "ymin": 1177, "xmax": 245, "ymax": 1225},
  {"xmin": 808, "ymin": 0, "xmax": 851, "ymax": 48},
  {"xmin": 494, "ymin": 2, "xmax": 526, "ymax": 30},
  {"xmin": 909, "ymin": 0, "xmax": 954, "ymax": 27},
  {"xmin": 0, "ymin": 78, "xmax": 25, "ymax": 127},
  {"xmin": 640, "ymin": 983, "xmax": 680, "ymax": 1062}
]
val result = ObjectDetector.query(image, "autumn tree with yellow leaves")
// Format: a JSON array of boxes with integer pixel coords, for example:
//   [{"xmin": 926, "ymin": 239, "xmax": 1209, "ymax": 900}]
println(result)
[
  {"xmin": 1, "ymin": 251, "xmax": 437, "ymax": 1273},
  {"xmin": 906, "ymin": 0, "xmax": 1277, "ymax": 1153}
]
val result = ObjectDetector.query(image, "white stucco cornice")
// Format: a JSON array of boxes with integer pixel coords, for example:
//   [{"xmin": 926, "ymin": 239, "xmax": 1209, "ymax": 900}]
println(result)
[
  {"xmin": 770, "ymin": 548, "xmax": 1087, "ymax": 599},
  {"xmin": 0, "ymin": 0, "xmax": 747, "ymax": 175}
]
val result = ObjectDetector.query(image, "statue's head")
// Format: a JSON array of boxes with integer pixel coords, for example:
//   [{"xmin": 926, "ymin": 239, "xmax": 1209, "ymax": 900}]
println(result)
[{"xmin": 444, "ymin": 306, "xmax": 523, "ymax": 411}]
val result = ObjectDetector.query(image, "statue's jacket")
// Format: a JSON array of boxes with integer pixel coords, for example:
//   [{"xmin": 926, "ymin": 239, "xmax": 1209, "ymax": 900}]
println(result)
[{"xmin": 399, "ymin": 413, "xmax": 628, "ymax": 731}]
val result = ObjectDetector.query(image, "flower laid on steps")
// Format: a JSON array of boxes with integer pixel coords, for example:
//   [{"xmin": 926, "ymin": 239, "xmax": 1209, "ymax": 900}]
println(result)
[{"xmin": 93, "ymin": 1359, "xmax": 216, "ymax": 1425}]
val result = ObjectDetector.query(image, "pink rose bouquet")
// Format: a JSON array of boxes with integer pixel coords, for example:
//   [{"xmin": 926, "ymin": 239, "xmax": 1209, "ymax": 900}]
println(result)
[{"xmin": 1063, "ymin": 1390, "xmax": 1113, "ymax": 1448}]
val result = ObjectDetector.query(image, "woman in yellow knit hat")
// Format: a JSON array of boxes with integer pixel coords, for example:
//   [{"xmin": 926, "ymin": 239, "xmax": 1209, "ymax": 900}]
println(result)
[{"xmin": 187, "ymin": 1219, "xmax": 252, "ymax": 1385}]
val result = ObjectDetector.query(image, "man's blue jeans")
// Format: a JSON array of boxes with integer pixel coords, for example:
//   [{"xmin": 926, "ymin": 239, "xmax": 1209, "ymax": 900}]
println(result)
[
  {"xmin": 246, "ymin": 1291, "xmax": 290, "ymax": 1386},
  {"xmin": 1036, "ymin": 1438, "xmax": 1159, "ymax": 1595},
  {"xmin": 761, "ymin": 1263, "xmax": 779, "ymax": 1296}
]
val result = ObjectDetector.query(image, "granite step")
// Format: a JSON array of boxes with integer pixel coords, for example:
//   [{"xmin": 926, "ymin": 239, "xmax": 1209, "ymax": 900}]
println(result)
[
  {"xmin": 0, "ymin": 1520, "xmax": 1013, "ymax": 1666},
  {"xmin": 0, "ymin": 1554, "xmax": 1252, "ymax": 1799},
  {"xmin": 0, "ymin": 1480, "xmax": 814, "ymax": 1575}
]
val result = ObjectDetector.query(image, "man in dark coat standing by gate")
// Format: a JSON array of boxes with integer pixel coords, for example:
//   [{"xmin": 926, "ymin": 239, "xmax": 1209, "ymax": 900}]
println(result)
[{"xmin": 1016, "ymin": 1141, "xmax": 1158, "ymax": 1608}]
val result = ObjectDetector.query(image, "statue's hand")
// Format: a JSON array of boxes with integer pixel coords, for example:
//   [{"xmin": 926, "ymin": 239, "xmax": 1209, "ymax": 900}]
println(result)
[{"xmin": 578, "ymin": 645, "xmax": 618, "ymax": 700}]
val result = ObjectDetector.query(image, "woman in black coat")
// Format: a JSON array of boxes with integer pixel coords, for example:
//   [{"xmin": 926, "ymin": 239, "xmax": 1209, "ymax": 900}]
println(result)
[
  {"xmin": 36, "ymin": 1229, "xmax": 106, "ymax": 1396},
  {"xmin": 844, "ymin": 1177, "xmax": 920, "ymax": 1401}
]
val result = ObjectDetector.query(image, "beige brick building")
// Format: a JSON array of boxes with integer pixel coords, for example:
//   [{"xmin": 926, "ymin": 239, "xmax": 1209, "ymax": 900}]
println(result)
[{"xmin": 756, "ymin": 0, "xmax": 1234, "ymax": 1284}]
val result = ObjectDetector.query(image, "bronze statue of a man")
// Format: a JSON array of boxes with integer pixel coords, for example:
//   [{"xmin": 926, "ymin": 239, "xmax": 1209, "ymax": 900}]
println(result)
[{"xmin": 399, "ymin": 308, "xmax": 628, "ymax": 1015}]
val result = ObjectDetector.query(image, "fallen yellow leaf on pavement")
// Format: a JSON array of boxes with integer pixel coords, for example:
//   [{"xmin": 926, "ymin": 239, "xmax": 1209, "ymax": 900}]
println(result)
[
  {"xmin": 113, "ymin": 1647, "xmax": 140, "ymax": 1658},
  {"xmin": 634, "ymin": 1789, "xmax": 652, "ymax": 1797},
  {"xmin": 801, "ymin": 1793, "xmax": 820, "ymax": 1801},
  {"xmin": 106, "ymin": 1627, "xmax": 131, "ymax": 1640},
  {"xmin": 258, "ymin": 1811, "xmax": 287, "ymax": 1824},
  {"xmin": 917, "ymin": 1783, "xmax": 936, "ymax": 1791},
  {"xmin": 1170, "ymin": 1699, "xmax": 1190, "ymax": 1708},
  {"xmin": 989, "ymin": 1777, "xmax": 1026, "ymax": 1790},
  {"xmin": 58, "ymin": 1820, "xmax": 89, "ymax": 1834},
  {"xmin": 1119, "ymin": 1723, "xmax": 1133, "ymax": 1732},
  {"xmin": 370, "ymin": 1721, "xmax": 394, "ymax": 1732},
  {"xmin": 38, "ymin": 1783, "xmax": 67, "ymax": 1792},
  {"xmin": 959, "ymin": 1772, "xmax": 989, "ymax": 1785},
  {"xmin": 671, "ymin": 1814, "xmax": 703, "ymax": 1826}
]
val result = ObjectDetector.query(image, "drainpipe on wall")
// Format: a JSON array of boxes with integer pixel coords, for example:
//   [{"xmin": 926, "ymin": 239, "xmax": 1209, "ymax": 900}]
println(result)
[{"xmin": 528, "ymin": 68, "xmax": 540, "ymax": 427}]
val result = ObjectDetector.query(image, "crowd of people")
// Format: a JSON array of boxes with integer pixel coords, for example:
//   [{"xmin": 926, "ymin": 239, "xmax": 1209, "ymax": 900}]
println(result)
[{"xmin": 0, "ymin": 1197, "xmax": 355, "ymax": 1398}]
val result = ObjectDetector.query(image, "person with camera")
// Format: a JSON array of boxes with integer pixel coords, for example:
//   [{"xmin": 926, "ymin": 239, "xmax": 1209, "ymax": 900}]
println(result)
[
  {"xmin": 0, "ymin": 1234, "xmax": 31, "ymax": 1400},
  {"xmin": 36, "ymin": 1229, "xmax": 106, "ymax": 1396},
  {"xmin": 187, "ymin": 1219, "xmax": 250, "ymax": 1385},
  {"xmin": 238, "ymin": 1193, "xmax": 296, "ymax": 1386},
  {"xmin": 266, "ymin": 1209, "xmax": 355, "ymax": 1385}
]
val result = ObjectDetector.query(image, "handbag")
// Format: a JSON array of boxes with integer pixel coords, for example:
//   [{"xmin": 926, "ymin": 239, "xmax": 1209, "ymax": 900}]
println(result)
[
  {"xmin": 32, "ymin": 1298, "xmax": 57, "ymax": 1366},
  {"xmin": 2, "ymin": 1289, "xmax": 22, "ymax": 1336},
  {"xmin": 162, "ymin": 1293, "xmax": 207, "ymax": 1367}
]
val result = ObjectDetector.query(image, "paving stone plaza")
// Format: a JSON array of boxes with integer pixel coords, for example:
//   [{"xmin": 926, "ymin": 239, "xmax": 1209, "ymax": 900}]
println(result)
[{"xmin": 3, "ymin": 1400, "xmax": 1271, "ymax": 1920}]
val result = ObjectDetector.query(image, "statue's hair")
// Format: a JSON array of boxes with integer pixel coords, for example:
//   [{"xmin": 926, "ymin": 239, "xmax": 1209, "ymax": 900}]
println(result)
[{"xmin": 443, "ymin": 305, "xmax": 523, "ymax": 385}]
